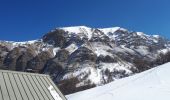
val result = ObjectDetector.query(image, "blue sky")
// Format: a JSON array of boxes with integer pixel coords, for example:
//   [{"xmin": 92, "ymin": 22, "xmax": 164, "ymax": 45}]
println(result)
[{"xmin": 0, "ymin": 0, "xmax": 170, "ymax": 41}]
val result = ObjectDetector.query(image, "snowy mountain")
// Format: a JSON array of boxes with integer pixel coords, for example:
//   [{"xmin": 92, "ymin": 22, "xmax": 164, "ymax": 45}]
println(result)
[
  {"xmin": 67, "ymin": 62, "xmax": 170, "ymax": 100},
  {"xmin": 0, "ymin": 26, "xmax": 170, "ymax": 94}
]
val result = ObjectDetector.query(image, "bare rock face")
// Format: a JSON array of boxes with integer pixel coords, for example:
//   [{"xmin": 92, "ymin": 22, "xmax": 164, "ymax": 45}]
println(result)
[
  {"xmin": 0, "ymin": 45, "xmax": 9, "ymax": 69},
  {"xmin": 43, "ymin": 49, "xmax": 70, "ymax": 81},
  {"xmin": 43, "ymin": 29, "xmax": 68, "ymax": 47},
  {"xmin": 0, "ymin": 26, "xmax": 170, "ymax": 95},
  {"xmin": 26, "ymin": 51, "xmax": 53, "ymax": 73},
  {"xmin": 3, "ymin": 47, "xmax": 34, "ymax": 70},
  {"xmin": 15, "ymin": 48, "xmax": 35, "ymax": 71},
  {"xmin": 68, "ymin": 47, "xmax": 97, "ymax": 64},
  {"xmin": 55, "ymin": 49, "xmax": 70, "ymax": 62},
  {"xmin": 96, "ymin": 55, "xmax": 116, "ymax": 63}
]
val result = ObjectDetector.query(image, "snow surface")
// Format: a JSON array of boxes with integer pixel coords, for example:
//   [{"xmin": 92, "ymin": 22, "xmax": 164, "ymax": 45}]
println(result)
[
  {"xmin": 153, "ymin": 35, "xmax": 160, "ymax": 38},
  {"xmin": 134, "ymin": 46, "xmax": 149, "ymax": 55},
  {"xmin": 9, "ymin": 40, "xmax": 38, "ymax": 45},
  {"xmin": 99, "ymin": 27, "xmax": 120, "ymax": 34},
  {"xmin": 158, "ymin": 49, "xmax": 170, "ymax": 54},
  {"xmin": 92, "ymin": 42, "xmax": 113, "ymax": 56},
  {"xmin": 60, "ymin": 26, "xmax": 94, "ymax": 39},
  {"xmin": 65, "ymin": 43, "xmax": 78, "ymax": 54},
  {"xmin": 99, "ymin": 63, "xmax": 132, "ymax": 74},
  {"xmin": 53, "ymin": 47, "xmax": 60, "ymax": 56},
  {"xmin": 67, "ymin": 62, "xmax": 170, "ymax": 100}
]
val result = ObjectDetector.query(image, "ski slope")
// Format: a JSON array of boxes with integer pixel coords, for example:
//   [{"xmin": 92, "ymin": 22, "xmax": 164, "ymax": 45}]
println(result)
[{"xmin": 67, "ymin": 62, "xmax": 170, "ymax": 100}]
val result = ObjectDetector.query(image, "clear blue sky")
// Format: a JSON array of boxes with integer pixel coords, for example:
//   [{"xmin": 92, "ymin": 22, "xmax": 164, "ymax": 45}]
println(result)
[{"xmin": 0, "ymin": 0, "xmax": 170, "ymax": 41}]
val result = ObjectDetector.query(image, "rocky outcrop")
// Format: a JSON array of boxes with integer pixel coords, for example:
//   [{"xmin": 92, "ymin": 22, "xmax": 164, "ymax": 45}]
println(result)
[
  {"xmin": 3, "ymin": 47, "xmax": 36, "ymax": 70},
  {"xmin": 43, "ymin": 29, "xmax": 68, "ymax": 47},
  {"xmin": 43, "ymin": 49, "xmax": 69, "ymax": 81},
  {"xmin": 26, "ymin": 51, "xmax": 53, "ymax": 73},
  {"xmin": 68, "ymin": 47, "xmax": 97, "ymax": 64}
]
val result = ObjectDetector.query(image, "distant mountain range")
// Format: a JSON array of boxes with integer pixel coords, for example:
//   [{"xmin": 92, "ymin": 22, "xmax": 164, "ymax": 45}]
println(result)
[{"xmin": 0, "ymin": 26, "xmax": 170, "ymax": 94}]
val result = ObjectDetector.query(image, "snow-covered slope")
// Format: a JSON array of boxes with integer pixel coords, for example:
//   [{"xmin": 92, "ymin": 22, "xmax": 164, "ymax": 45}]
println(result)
[{"xmin": 67, "ymin": 62, "xmax": 170, "ymax": 100}]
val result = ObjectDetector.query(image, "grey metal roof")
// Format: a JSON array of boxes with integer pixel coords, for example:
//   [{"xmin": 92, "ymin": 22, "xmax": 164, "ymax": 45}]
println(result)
[{"xmin": 0, "ymin": 70, "xmax": 67, "ymax": 100}]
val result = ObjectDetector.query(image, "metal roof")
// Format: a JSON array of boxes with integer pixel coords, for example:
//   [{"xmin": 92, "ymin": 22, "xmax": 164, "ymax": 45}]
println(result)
[{"xmin": 0, "ymin": 70, "xmax": 67, "ymax": 100}]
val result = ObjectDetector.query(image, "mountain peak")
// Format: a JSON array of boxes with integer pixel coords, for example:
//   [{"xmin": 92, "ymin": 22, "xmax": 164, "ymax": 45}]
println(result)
[
  {"xmin": 59, "ymin": 26, "xmax": 91, "ymax": 32},
  {"xmin": 44, "ymin": 26, "xmax": 169, "ymax": 47}
]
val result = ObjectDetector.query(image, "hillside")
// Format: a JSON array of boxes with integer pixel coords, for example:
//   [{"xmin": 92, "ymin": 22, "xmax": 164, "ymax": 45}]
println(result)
[{"xmin": 67, "ymin": 62, "xmax": 170, "ymax": 100}]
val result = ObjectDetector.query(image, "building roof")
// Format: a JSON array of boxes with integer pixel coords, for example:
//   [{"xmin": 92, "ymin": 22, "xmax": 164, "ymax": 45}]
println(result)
[{"xmin": 0, "ymin": 70, "xmax": 67, "ymax": 100}]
